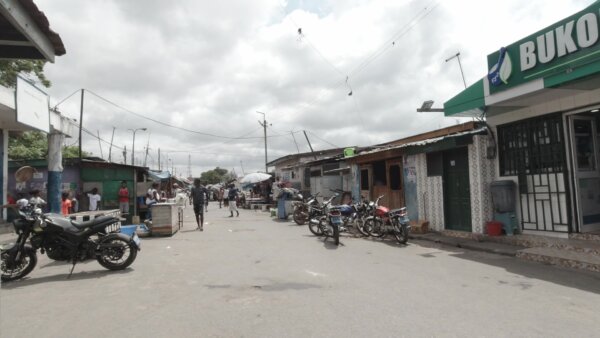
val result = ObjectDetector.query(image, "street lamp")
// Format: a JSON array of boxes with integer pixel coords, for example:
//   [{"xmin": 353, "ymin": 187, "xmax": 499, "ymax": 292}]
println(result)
[
  {"xmin": 128, "ymin": 128, "xmax": 147, "ymax": 165},
  {"xmin": 416, "ymin": 100, "xmax": 444, "ymax": 113}
]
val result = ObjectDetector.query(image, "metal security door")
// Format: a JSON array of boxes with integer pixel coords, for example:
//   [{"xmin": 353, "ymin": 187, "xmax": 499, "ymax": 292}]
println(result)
[
  {"xmin": 443, "ymin": 147, "xmax": 472, "ymax": 231},
  {"xmin": 570, "ymin": 115, "xmax": 600, "ymax": 232}
]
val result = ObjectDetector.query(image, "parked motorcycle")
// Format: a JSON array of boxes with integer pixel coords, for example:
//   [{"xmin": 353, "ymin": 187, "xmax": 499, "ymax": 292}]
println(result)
[
  {"xmin": 308, "ymin": 203, "xmax": 342, "ymax": 245},
  {"xmin": 368, "ymin": 206, "xmax": 411, "ymax": 244},
  {"xmin": 307, "ymin": 194, "xmax": 336, "ymax": 236},
  {"xmin": 1, "ymin": 206, "xmax": 141, "ymax": 282},
  {"xmin": 292, "ymin": 192, "xmax": 320, "ymax": 225}
]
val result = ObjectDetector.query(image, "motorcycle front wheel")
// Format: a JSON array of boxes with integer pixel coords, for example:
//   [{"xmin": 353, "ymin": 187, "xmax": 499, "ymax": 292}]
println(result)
[
  {"xmin": 1, "ymin": 245, "xmax": 37, "ymax": 282},
  {"xmin": 393, "ymin": 222, "xmax": 409, "ymax": 244},
  {"xmin": 293, "ymin": 208, "xmax": 308, "ymax": 225},
  {"xmin": 354, "ymin": 217, "xmax": 371, "ymax": 237},
  {"xmin": 365, "ymin": 218, "xmax": 385, "ymax": 238},
  {"xmin": 96, "ymin": 237, "xmax": 137, "ymax": 271},
  {"xmin": 308, "ymin": 217, "xmax": 325, "ymax": 236}
]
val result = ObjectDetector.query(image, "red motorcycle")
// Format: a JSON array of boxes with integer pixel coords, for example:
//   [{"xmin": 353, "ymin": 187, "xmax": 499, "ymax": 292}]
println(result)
[{"xmin": 365, "ymin": 195, "xmax": 411, "ymax": 244}]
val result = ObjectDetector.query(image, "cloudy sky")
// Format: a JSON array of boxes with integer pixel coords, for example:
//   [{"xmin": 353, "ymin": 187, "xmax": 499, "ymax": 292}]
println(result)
[{"xmin": 36, "ymin": 0, "xmax": 594, "ymax": 177}]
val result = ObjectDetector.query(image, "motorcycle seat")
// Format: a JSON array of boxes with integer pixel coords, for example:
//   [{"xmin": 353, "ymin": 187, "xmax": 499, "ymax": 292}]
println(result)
[{"xmin": 71, "ymin": 216, "xmax": 116, "ymax": 229}]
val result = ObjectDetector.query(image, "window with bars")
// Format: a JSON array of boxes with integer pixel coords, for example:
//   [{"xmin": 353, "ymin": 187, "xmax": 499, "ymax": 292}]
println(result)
[{"xmin": 498, "ymin": 114, "xmax": 565, "ymax": 176}]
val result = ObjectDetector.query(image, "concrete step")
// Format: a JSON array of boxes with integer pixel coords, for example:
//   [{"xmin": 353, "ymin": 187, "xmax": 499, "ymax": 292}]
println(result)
[{"xmin": 517, "ymin": 247, "xmax": 600, "ymax": 273}]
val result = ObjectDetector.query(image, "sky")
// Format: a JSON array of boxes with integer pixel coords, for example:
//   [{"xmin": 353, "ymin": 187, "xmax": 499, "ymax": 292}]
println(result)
[{"xmin": 35, "ymin": 0, "xmax": 595, "ymax": 177}]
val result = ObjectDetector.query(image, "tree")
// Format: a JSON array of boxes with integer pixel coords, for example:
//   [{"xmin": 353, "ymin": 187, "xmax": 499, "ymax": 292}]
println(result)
[
  {"xmin": 8, "ymin": 131, "xmax": 90, "ymax": 160},
  {"xmin": 199, "ymin": 167, "xmax": 229, "ymax": 184},
  {"xmin": 0, "ymin": 59, "xmax": 51, "ymax": 88}
]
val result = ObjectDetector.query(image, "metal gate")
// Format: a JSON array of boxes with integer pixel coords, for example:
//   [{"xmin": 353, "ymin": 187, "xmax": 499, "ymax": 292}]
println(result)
[{"xmin": 498, "ymin": 113, "xmax": 571, "ymax": 232}]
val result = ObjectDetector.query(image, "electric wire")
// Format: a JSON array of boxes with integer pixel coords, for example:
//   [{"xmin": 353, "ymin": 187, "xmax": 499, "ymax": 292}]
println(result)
[{"xmin": 84, "ymin": 89, "xmax": 286, "ymax": 140}]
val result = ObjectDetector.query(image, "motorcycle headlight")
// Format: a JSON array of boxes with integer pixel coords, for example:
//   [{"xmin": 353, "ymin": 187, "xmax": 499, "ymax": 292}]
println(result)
[{"xmin": 369, "ymin": 202, "xmax": 375, "ymax": 207}]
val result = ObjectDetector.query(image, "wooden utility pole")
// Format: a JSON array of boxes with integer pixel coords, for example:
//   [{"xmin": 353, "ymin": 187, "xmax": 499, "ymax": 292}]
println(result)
[
  {"xmin": 303, "ymin": 130, "xmax": 317, "ymax": 159},
  {"xmin": 108, "ymin": 127, "xmax": 115, "ymax": 162},
  {"xmin": 257, "ymin": 111, "xmax": 268, "ymax": 173}
]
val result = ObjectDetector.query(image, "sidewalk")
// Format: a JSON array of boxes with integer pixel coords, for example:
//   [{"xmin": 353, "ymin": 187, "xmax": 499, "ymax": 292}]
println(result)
[
  {"xmin": 410, "ymin": 231, "xmax": 600, "ymax": 273},
  {"xmin": 410, "ymin": 232, "xmax": 525, "ymax": 257}
]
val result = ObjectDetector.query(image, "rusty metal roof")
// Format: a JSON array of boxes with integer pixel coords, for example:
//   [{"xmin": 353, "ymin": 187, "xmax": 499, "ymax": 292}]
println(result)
[{"xmin": 0, "ymin": 0, "xmax": 66, "ymax": 59}]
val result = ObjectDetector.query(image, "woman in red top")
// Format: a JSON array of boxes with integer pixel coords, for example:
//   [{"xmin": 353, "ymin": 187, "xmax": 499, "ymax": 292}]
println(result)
[{"xmin": 61, "ymin": 192, "xmax": 72, "ymax": 216}]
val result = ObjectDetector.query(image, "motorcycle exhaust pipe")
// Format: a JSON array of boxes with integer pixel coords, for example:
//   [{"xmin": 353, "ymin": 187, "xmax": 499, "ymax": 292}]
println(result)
[{"xmin": 309, "ymin": 218, "xmax": 320, "ymax": 225}]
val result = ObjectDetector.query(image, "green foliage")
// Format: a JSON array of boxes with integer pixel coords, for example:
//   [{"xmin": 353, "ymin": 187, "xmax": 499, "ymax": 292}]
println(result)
[
  {"xmin": 8, "ymin": 131, "xmax": 47, "ymax": 159},
  {"xmin": 199, "ymin": 167, "xmax": 229, "ymax": 184},
  {"xmin": 8, "ymin": 131, "xmax": 90, "ymax": 160},
  {"xmin": 0, "ymin": 59, "xmax": 51, "ymax": 88}
]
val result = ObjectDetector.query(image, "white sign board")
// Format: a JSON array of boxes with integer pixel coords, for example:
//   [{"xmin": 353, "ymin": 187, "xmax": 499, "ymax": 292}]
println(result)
[{"xmin": 16, "ymin": 76, "xmax": 49, "ymax": 133}]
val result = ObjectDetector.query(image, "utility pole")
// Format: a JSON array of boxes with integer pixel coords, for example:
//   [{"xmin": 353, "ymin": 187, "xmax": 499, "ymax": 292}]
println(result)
[
  {"xmin": 303, "ymin": 130, "xmax": 317, "ymax": 159},
  {"xmin": 122, "ymin": 145, "xmax": 127, "ymax": 164},
  {"xmin": 96, "ymin": 130, "xmax": 104, "ymax": 158},
  {"xmin": 108, "ymin": 127, "xmax": 115, "ymax": 162},
  {"xmin": 143, "ymin": 146, "xmax": 149, "ymax": 167},
  {"xmin": 445, "ymin": 52, "xmax": 467, "ymax": 89},
  {"xmin": 78, "ymin": 89, "xmax": 84, "ymax": 161},
  {"xmin": 290, "ymin": 130, "xmax": 300, "ymax": 153},
  {"xmin": 240, "ymin": 160, "xmax": 245, "ymax": 175},
  {"xmin": 257, "ymin": 111, "xmax": 268, "ymax": 173},
  {"xmin": 158, "ymin": 148, "xmax": 161, "ymax": 170}
]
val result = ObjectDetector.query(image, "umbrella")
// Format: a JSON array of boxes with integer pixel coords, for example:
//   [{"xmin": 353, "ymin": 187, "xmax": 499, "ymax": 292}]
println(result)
[{"xmin": 240, "ymin": 172, "xmax": 271, "ymax": 184}]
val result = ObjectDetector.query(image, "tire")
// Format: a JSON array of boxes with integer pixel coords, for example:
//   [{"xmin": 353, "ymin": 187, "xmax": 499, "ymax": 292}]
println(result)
[
  {"xmin": 308, "ymin": 217, "xmax": 325, "ymax": 236},
  {"xmin": 366, "ymin": 218, "xmax": 385, "ymax": 238},
  {"xmin": 1, "ymin": 245, "xmax": 37, "ymax": 282},
  {"xmin": 393, "ymin": 222, "xmax": 409, "ymax": 244},
  {"xmin": 293, "ymin": 208, "xmax": 308, "ymax": 225},
  {"xmin": 96, "ymin": 235, "xmax": 138, "ymax": 271},
  {"xmin": 355, "ymin": 217, "xmax": 370, "ymax": 237},
  {"xmin": 333, "ymin": 224, "xmax": 340, "ymax": 245}
]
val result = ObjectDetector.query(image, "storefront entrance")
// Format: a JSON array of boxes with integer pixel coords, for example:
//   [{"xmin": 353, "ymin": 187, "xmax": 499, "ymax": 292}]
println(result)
[
  {"xmin": 443, "ymin": 147, "xmax": 472, "ymax": 231},
  {"xmin": 569, "ymin": 112, "xmax": 600, "ymax": 232}
]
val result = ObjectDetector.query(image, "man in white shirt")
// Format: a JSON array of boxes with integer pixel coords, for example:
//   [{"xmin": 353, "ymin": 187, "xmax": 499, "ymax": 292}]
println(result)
[
  {"xmin": 87, "ymin": 188, "xmax": 102, "ymax": 211},
  {"xmin": 28, "ymin": 189, "xmax": 46, "ymax": 207}
]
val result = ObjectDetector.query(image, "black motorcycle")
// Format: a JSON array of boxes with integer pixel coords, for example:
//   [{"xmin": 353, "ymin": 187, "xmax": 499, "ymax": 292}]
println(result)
[{"xmin": 1, "ymin": 206, "xmax": 140, "ymax": 282}]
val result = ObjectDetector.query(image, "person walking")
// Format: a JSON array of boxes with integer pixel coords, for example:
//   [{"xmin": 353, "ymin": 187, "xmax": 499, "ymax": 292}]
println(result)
[
  {"xmin": 190, "ymin": 178, "xmax": 207, "ymax": 230},
  {"xmin": 227, "ymin": 184, "xmax": 240, "ymax": 217},
  {"xmin": 118, "ymin": 181, "xmax": 129, "ymax": 215}
]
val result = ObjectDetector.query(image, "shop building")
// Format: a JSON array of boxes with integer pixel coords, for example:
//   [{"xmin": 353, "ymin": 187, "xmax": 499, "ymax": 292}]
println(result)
[{"xmin": 444, "ymin": 2, "xmax": 600, "ymax": 236}]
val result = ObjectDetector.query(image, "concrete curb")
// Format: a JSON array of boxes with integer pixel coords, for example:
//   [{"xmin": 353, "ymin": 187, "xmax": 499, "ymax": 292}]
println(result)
[{"xmin": 409, "ymin": 233, "xmax": 523, "ymax": 257}]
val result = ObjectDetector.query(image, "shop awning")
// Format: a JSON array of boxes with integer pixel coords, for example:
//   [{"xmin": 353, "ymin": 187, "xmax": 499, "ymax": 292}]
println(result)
[{"xmin": 443, "ymin": 79, "xmax": 485, "ymax": 117}]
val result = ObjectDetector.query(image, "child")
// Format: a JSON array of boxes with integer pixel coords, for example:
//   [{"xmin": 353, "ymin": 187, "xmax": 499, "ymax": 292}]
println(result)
[{"xmin": 61, "ymin": 192, "xmax": 72, "ymax": 216}]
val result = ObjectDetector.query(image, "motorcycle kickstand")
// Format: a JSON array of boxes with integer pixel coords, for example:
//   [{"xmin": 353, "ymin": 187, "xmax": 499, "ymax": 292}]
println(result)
[{"xmin": 67, "ymin": 255, "xmax": 78, "ymax": 279}]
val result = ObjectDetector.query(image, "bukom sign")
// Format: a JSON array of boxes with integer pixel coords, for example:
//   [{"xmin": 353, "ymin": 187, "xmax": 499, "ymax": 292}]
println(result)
[{"xmin": 487, "ymin": 2, "xmax": 600, "ymax": 93}]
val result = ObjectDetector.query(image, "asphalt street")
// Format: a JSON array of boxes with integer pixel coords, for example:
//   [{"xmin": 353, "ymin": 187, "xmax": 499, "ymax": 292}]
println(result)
[{"xmin": 1, "ymin": 204, "xmax": 600, "ymax": 338}]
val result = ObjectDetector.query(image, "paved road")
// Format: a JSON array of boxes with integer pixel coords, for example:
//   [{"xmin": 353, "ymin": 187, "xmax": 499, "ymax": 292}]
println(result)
[{"xmin": 1, "ymin": 204, "xmax": 600, "ymax": 337}]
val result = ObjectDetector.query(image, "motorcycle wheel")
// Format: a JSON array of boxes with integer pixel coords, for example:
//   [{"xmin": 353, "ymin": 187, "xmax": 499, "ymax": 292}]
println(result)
[
  {"xmin": 308, "ymin": 217, "xmax": 325, "ymax": 236},
  {"xmin": 354, "ymin": 217, "xmax": 370, "ymax": 237},
  {"xmin": 333, "ymin": 224, "xmax": 340, "ymax": 245},
  {"xmin": 393, "ymin": 222, "xmax": 409, "ymax": 244},
  {"xmin": 366, "ymin": 218, "xmax": 385, "ymax": 238},
  {"xmin": 1, "ymin": 245, "xmax": 37, "ymax": 282},
  {"xmin": 293, "ymin": 209, "xmax": 307, "ymax": 225},
  {"xmin": 96, "ymin": 237, "xmax": 137, "ymax": 271}
]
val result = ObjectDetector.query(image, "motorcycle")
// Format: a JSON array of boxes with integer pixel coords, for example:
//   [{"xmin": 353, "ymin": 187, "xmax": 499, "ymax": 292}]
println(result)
[
  {"xmin": 368, "ymin": 205, "xmax": 411, "ymax": 245},
  {"xmin": 292, "ymin": 192, "xmax": 320, "ymax": 225},
  {"xmin": 307, "ymin": 194, "xmax": 336, "ymax": 237},
  {"xmin": 1, "ymin": 206, "xmax": 141, "ymax": 282},
  {"xmin": 308, "ymin": 203, "xmax": 343, "ymax": 245}
]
